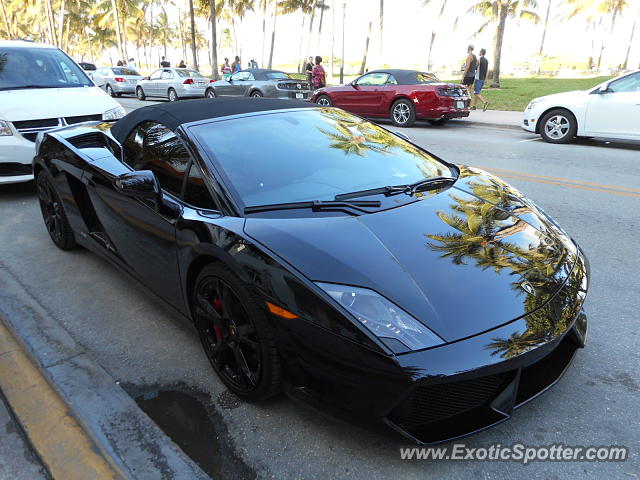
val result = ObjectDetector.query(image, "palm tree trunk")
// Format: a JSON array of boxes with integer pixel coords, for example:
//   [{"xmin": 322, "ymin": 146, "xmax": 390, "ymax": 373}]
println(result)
[
  {"xmin": 622, "ymin": 16, "xmax": 636, "ymax": 70},
  {"xmin": 379, "ymin": 0, "xmax": 383, "ymax": 61},
  {"xmin": 359, "ymin": 20, "xmax": 372, "ymax": 75},
  {"xmin": 536, "ymin": 0, "xmax": 551, "ymax": 73},
  {"xmin": 45, "ymin": 0, "xmax": 57, "ymax": 45},
  {"xmin": 110, "ymin": 0, "xmax": 124, "ymax": 61},
  {"xmin": 297, "ymin": 16, "xmax": 306, "ymax": 73},
  {"xmin": 210, "ymin": 0, "xmax": 219, "ymax": 79},
  {"xmin": 0, "ymin": 0, "xmax": 12, "ymax": 38},
  {"xmin": 303, "ymin": 1, "xmax": 318, "ymax": 72},
  {"xmin": 261, "ymin": 0, "xmax": 267, "ymax": 66},
  {"xmin": 427, "ymin": 0, "xmax": 447, "ymax": 72},
  {"xmin": 63, "ymin": 15, "xmax": 70, "ymax": 52},
  {"xmin": 316, "ymin": 0, "xmax": 326, "ymax": 55},
  {"xmin": 57, "ymin": 0, "xmax": 65, "ymax": 48},
  {"xmin": 491, "ymin": 3, "xmax": 508, "ymax": 88},
  {"xmin": 188, "ymin": 0, "xmax": 198, "ymax": 70},
  {"xmin": 330, "ymin": 0, "xmax": 335, "ymax": 77},
  {"xmin": 268, "ymin": 3, "xmax": 276, "ymax": 69}
]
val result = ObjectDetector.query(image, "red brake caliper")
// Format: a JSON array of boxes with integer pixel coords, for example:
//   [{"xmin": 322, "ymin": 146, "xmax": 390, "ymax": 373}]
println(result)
[{"xmin": 212, "ymin": 299, "xmax": 223, "ymax": 341}]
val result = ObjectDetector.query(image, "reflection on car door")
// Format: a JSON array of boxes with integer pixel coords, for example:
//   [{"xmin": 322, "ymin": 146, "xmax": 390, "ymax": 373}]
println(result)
[
  {"xmin": 585, "ymin": 72, "xmax": 640, "ymax": 139},
  {"xmin": 82, "ymin": 121, "xmax": 187, "ymax": 310}
]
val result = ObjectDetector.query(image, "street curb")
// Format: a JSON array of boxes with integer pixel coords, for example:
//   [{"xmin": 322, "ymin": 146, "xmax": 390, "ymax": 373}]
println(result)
[
  {"xmin": 0, "ymin": 318, "xmax": 127, "ymax": 480},
  {"xmin": 0, "ymin": 263, "xmax": 210, "ymax": 480}
]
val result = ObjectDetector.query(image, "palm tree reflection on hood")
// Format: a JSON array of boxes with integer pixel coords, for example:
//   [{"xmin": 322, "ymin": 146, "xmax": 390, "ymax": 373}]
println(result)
[{"xmin": 424, "ymin": 173, "xmax": 585, "ymax": 359}]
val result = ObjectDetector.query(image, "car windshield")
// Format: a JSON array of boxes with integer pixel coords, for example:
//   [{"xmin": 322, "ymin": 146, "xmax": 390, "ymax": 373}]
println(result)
[
  {"xmin": 0, "ymin": 46, "xmax": 92, "ymax": 90},
  {"xmin": 176, "ymin": 69, "xmax": 204, "ymax": 78},
  {"xmin": 190, "ymin": 108, "xmax": 455, "ymax": 209},
  {"xmin": 412, "ymin": 73, "xmax": 440, "ymax": 84},
  {"xmin": 111, "ymin": 67, "xmax": 139, "ymax": 76},
  {"xmin": 264, "ymin": 71, "xmax": 290, "ymax": 80}
]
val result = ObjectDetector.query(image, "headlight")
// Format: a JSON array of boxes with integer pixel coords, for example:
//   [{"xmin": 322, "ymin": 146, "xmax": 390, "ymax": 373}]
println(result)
[
  {"xmin": 102, "ymin": 106, "xmax": 126, "ymax": 121},
  {"xmin": 316, "ymin": 282, "xmax": 444, "ymax": 353},
  {"xmin": 0, "ymin": 120, "xmax": 13, "ymax": 136},
  {"xmin": 526, "ymin": 99, "xmax": 541, "ymax": 110}
]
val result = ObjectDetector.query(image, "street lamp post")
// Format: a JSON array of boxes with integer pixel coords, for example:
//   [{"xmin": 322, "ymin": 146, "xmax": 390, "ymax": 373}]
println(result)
[{"xmin": 340, "ymin": 2, "xmax": 346, "ymax": 84}]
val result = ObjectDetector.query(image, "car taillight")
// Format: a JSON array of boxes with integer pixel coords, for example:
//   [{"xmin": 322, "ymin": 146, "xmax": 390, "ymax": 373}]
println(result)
[
  {"xmin": 210, "ymin": 79, "xmax": 215, "ymax": 83},
  {"xmin": 115, "ymin": 77, "xmax": 126, "ymax": 83},
  {"xmin": 277, "ymin": 83, "xmax": 286, "ymax": 89},
  {"xmin": 183, "ymin": 78, "xmax": 194, "ymax": 85}
]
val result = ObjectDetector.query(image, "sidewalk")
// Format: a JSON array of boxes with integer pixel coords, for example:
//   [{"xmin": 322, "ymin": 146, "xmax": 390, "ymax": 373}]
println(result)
[{"xmin": 450, "ymin": 109, "xmax": 523, "ymax": 130}]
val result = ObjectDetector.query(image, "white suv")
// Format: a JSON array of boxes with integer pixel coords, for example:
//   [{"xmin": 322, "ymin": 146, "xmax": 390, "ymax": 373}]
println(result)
[{"xmin": 0, "ymin": 40, "xmax": 125, "ymax": 184}]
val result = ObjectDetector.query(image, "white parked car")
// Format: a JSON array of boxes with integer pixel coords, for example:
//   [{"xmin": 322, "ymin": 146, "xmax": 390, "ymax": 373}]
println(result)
[
  {"xmin": 522, "ymin": 70, "xmax": 640, "ymax": 143},
  {"xmin": 0, "ymin": 40, "xmax": 125, "ymax": 184}
]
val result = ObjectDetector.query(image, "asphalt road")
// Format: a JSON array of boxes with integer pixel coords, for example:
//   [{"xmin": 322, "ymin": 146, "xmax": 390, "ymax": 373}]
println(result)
[{"xmin": 1, "ymin": 97, "xmax": 639, "ymax": 479}]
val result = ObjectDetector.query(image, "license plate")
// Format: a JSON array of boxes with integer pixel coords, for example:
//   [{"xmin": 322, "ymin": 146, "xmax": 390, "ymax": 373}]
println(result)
[
  {"xmin": 296, "ymin": 93, "xmax": 304, "ymax": 99},
  {"xmin": 456, "ymin": 101, "xmax": 465, "ymax": 109},
  {"xmin": 128, "ymin": 79, "xmax": 137, "ymax": 84},
  {"xmin": 196, "ymin": 82, "xmax": 206, "ymax": 87}
]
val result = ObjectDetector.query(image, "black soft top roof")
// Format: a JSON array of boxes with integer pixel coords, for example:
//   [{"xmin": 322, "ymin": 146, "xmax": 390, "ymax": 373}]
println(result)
[
  {"xmin": 110, "ymin": 97, "xmax": 314, "ymax": 144},
  {"xmin": 244, "ymin": 68, "xmax": 288, "ymax": 80},
  {"xmin": 365, "ymin": 69, "xmax": 440, "ymax": 85}
]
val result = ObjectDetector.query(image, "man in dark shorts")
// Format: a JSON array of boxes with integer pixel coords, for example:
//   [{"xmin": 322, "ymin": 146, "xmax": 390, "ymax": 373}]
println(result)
[
  {"xmin": 461, "ymin": 45, "xmax": 477, "ymax": 98},
  {"xmin": 474, "ymin": 48, "xmax": 489, "ymax": 111}
]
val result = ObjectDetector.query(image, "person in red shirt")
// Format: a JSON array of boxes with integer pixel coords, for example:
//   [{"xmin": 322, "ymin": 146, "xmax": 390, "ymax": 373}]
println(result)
[{"xmin": 312, "ymin": 56, "xmax": 326, "ymax": 89}]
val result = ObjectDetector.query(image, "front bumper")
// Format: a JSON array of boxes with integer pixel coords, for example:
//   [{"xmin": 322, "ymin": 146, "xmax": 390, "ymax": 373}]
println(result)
[
  {"xmin": 289, "ymin": 247, "xmax": 589, "ymax": 444},
  {"xmin": 521, "ymin": 108, "xmax": 542, "ymax": 132},
  {"xmin": 0, "ymin": 134, "xmax": 35, "ymax": 184}
]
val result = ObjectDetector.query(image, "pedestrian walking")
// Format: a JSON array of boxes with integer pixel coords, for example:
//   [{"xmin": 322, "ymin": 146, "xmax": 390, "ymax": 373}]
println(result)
[
  {"xmin": 221, "ymin": 58, "xmax": 232, "ymax": 79},
  {"xmin": 474, "ymin": 48, "xmax": 489, "ymax": 111},
  {"xmin": 127, "ymin": 58, "xmax": 137, "ymax": 68},
  {"xmin": 461, "ymin": 45, "xmax": 477, "ymax": 99},
  {"xmin": 231, "ymin": 56, "xmax": 241, "ymax": 73},
  {"xmin": 160, "ymin": 56, "xmax": 170, "ymax": 68},
  {"xmin": 116, "ymin": 59, "xmax": 123, "ymax": 66},
  {"xmin": 178, "ymin": 59, "xmax": 187, "ymax": 68},
  {"xmin": 305, "ymin": 56, "xmax": 314, "ymax": 86},
  {"xmin": 312, "ymin": 56, "xmax": 326, "ymax": 89}
]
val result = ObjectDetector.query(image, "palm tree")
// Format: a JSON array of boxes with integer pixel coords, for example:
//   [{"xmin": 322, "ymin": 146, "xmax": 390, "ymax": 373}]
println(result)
[
  {"xmin": 188, "ymin": 0, "xmax": 198, "ymax": 70},
  {"xmin": 469, "ymin": 0, "xmax": 540, "ymax": 88},
  {"xmin": 378, "ymin": 0, "xmax": 383, "ymax": 62},
  {"xmin": 358, "ymin": 20, "xmax": 372, "ymax": 75},
  {"xmin": 622, "ymin": 12, "xmax": 637, "ymax": 70},
  {"xmin": 423, "ymin": 0, "xmax": 448, "ymax": 72},
  {"xmin": 536, "ymin": 0, "xmax": 551, "ymax": 73},
  {"xmin": 0, "ymin": 0, "xmax": 12, "ymax": 38}
]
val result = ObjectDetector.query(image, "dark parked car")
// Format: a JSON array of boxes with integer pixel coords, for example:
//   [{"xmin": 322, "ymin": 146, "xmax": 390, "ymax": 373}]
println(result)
[
  {"xmin": 311, "ymin": 69, "xmax": 470, "ymax": 127},
  {"xmin": 33, "ymin": 98, "xmax": 589, "ymax": 444},
  {"xmin": 206, "ymin": 68, "xmax": 311, "ymax": 100},
  {"xmin": 78, "ymin": 61, "xmax": 97, "ymax": 72}
]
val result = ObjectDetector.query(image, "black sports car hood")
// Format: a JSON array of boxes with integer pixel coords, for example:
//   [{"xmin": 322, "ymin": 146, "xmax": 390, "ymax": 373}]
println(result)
[{"xmin": 244, "ymin": 167, "xmax": 579, "ymax": 343}]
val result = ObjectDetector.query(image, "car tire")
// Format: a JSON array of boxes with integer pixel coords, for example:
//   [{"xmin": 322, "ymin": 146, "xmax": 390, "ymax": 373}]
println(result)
[
  {"xmin": 106, "ymin": 84, "xmax": 114, "ymax": 97},
  {"xmin": 539, "ymin": 109, "xmax": 577, "ymax": 144},
  {"xmin": 136, "ymin": 87, "xmax": 146, "ymax": 100},
  {"xmin": 315, "ymin": 94, "xmax": 332, "ymax": 106},
  {"xmin": 206, "ymin": 88, "xmax": 216, "ymax": 98},
  {"xmin": 250, "ymin": 90, "xmax": 263, "ymax": 98},
  {"xmin": 168, "ymin": 88, "xmax": 178, "ymax": 102},
  {"xmin": 428, "ymin": 118, "xmax": 448, "ymax": 126},
  {"xmin": 36, "ymin": 170, "xmax": 76, "ymax": 251},
  {"xmin": 390, "ymin": 99, "xmax": 416, "ymax": 127},
  {"xmin": 193, "ymin": 263, "xmax": 282, "ymax": 401}
]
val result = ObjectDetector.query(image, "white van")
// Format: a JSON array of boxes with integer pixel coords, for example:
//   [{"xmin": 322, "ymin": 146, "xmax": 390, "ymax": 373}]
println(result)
[{"xmin": 0, "ymin": 40, "xmax": 125, "ymax": 184}]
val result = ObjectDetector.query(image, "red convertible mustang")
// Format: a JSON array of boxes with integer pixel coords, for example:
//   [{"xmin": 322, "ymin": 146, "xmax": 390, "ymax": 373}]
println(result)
[{"xmin": 311, "ymin": 69, "xmax": 470, "ymax": 127}]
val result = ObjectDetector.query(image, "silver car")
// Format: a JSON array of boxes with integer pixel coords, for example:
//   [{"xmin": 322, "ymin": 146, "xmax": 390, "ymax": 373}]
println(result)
[
  {"xmin": 92, "ymin": 66, "xmax": 142, "ymax": 97},
  {"xmin": 206, "ymin": 69, "xmax": 311, "ymax": 100},
  {"xmin": 136, "ymin": 68, "xmax": 209, "ymax": 102}
]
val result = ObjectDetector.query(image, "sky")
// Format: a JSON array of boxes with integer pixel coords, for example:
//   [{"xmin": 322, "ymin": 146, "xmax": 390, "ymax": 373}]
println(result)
[{"xmin": 124, "ymin": 0, "xmax": 640, "ymax": 75}]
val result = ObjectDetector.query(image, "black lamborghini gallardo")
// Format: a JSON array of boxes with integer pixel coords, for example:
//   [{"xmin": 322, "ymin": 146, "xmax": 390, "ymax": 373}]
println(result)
[{"xmin": 33, "ymin": 98, "xmax": 589, "ymax": 444}]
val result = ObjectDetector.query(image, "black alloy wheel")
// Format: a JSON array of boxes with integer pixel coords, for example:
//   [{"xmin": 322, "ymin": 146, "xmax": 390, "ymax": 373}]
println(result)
[
  {"xmin": 390, "ymin": 98, "xmax": 416, "ymax": 127},
  {"xmin": 36, "ymin": 171, "xmax": 76, "ymax": 250},
  {"xmin": 315, "ymin": 94, "xmax": 332, "ymax": 106},
  {"xmin": 106, "ymin": 84, "xmax": 114, "ymax": 97},
  {"xmin": 168, "ymin": 88, "xmax": 179, "ymax": 102},
  {"xmin": 206, "ymin": 88, "xmax": 216, "ymax": 98},
  {"xmin": 250, "ymin": 90, "xmax": 263, "ymax": 98},
  {"xmin": 193, "ymin": 264, "xmax": 281, "ymax": 400}
]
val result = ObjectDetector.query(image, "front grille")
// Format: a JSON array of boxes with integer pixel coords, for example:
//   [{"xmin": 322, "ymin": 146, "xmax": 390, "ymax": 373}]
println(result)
[
  {"xmin": 65, "ymin": 114, "xmax": 102, "ymax": 125},
  {"xmin": 0, "ymin": 163, "xmax": 32, "ymax": 177},
  {"xmin": 12, "ymin": 118, "xmax": 59, "ymax": 130},
  {"xmin": 388, "ymin": 373, "xmax": 509, "ymax": 428}
]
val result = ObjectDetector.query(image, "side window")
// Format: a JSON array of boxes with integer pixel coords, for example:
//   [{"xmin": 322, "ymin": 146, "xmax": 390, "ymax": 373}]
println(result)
[
  {"xmin": 608, "ymin": 73, "xmax": 640, "ymax": 93},
  {"xmin": 161, "ymin": 70, "xmax": 173, "ymax": 80},
  {"xmin": 184, "ymin": 162, "xmax": 217, "ymax": 210},
  {"xmin": 122, "ymin": 122, "xmax": 190, "ymax": 198},
  {"xmin": 387, "ymin": 74, "xmax": 398, "ymax": 85},
  {"xmin": 150, "ymin": 69, "xmax": 162, "ymax": 80},
  {"xmin": 246, "ymin": 72, "xmax": 255, "ymax": 81},
  {"xmin": 356, "ymin": 73, "xmax": 389, "ymax": 86}
]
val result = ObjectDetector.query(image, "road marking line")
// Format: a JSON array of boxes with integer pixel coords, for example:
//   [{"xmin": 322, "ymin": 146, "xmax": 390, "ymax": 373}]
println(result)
[
  {"xmin": 0, "ymin": 318, "xmax": 126, "ymax": 480},
  {"xmin": 477, "ymin": 166, "xmax": 640, "ymax": 196},
  {"xmin": 518, "ymin": 137, "xmax": 540, "ymax": 143}
]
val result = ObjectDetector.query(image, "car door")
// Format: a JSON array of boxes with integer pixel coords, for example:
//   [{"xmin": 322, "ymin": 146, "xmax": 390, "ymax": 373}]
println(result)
[
  {"xmin": 158, "ymin": 69, "xmax": 175, "ymax": 97},
  {"xmin": 343, "ymin": 72, "xmax": 389, "ymax": 115},
  {"xmin": 584, "ymin": 72, "xmax": 640, "ymax": 139},
  {"xmin": 82, "ymin": 121, "xmax": 188, "ymax": 310},
  {"xmin": 216, "ymin": 71, "xmax": 242, "ymax": 96},
  {"xmin": 92, "ymin": 67, "xmax": 107, "ymax": 89},
  {"xmin": 146, "ymin": 69, "xmax": 163, "ymax": 96},
  {"xmin": 237, "ymin": 71, "xmax": 256, "ymax": 96}
]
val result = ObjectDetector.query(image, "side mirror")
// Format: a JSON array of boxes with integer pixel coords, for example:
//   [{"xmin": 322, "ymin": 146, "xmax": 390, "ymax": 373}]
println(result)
[
  {"xmin": 114, "ymin": 170, "xmax": 161, "ymax": 206},
  {"xmin": 351, "ymin": 82, "xmax": 359, "ymax": 89},
  {"xmin": 594, "ymin": 83, "xmax": 612, "ymax": 94},
  {"xmin": 393, "ymin": 131, "xmax": 412, "ymax": 143},
  {"xmin": 142, "ymin": 76, "xmax": 150, "ymax": 81}
]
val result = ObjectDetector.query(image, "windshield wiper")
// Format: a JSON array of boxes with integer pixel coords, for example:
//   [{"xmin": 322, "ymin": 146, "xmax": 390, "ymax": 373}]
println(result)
[
  {"xmin": 244, "ymin": 199, "xmax": 381, "ymax": 215},
  {"xmin": 335, "ymin": 176, "xmax": 457, "ymax": 201}
]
